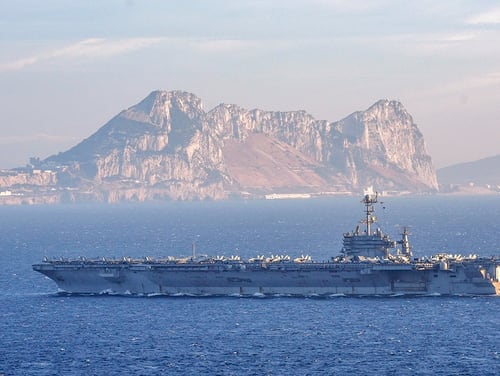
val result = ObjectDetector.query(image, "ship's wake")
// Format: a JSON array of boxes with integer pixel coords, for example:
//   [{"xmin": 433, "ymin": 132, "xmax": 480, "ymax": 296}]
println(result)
[{"xmin": 50, "ymin": 290, "xmax": 494, "ymax": 299}]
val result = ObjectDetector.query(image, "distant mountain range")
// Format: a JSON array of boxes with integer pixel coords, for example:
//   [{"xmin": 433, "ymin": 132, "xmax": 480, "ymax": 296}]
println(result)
[
  {"xmin": 1, "ymin": 90, "xmax": 443, "ymax": 203},
  {"xmin": 437, "ymin": 155, "xmax": 500, "ymax": 189}
]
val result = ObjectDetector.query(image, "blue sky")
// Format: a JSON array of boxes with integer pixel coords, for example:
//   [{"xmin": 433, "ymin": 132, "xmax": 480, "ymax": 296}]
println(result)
[{"xmin": 1, "ymin": 0, "xmax": 499, "ymax": 169}]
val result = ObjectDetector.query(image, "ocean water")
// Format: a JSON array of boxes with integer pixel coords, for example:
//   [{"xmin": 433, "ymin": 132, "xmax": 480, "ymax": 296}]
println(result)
[{"xmin": 1, "ymin": 196, "xmax": 499, "ymax": 375}]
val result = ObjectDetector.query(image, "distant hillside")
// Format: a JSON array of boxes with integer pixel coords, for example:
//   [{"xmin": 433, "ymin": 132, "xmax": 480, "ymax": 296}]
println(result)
[{"xmin": 437, "ymin": 155, "xmax": 500, "ymax": 186}]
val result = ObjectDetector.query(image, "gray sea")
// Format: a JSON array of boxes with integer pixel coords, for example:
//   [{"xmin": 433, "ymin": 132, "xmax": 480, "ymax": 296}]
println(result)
[{"xmin": 1, "ymin": 196, "xmax": 499, "ymax": 375}]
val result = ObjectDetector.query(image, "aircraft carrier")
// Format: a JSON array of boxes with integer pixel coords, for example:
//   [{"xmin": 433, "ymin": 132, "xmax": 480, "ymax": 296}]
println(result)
[{"xmin": 33, "ymin": 191, "xmax": 500, "ymax": 296}]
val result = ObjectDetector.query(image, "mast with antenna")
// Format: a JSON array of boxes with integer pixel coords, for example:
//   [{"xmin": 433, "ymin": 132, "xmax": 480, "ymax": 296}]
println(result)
[{"xmin": 361, "ymin": 187, "xmax": 378, "ymax": 235}]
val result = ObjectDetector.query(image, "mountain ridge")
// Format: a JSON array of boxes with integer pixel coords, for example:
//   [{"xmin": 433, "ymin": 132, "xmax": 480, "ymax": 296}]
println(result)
[{"xmin": 1, "ymin": 90, "xmax": 438, "ymax": 203}]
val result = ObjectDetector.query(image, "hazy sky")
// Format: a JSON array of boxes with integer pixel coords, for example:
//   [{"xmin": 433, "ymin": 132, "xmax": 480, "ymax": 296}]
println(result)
[{"xmin": 1, "ymin": 0, "xmax": 499, "ymax": 169}]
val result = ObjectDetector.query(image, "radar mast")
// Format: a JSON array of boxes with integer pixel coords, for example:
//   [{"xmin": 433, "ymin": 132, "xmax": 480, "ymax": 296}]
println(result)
[{"xmin": 361, "ymin": 187, "xmax": 378, "ymax": 235}]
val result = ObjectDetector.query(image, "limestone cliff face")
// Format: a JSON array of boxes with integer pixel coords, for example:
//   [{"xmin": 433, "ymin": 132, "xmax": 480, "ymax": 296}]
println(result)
[
  {"xmin": 205, "ymin": 98, "xmax": 437, "ymax": 192},
  {"xmin": 208, "ymin": 105, "xmax": 327, "ymax": 163},
  {"xmin": 0, "ymin": 170, "xmax": 57, "ymax": 187},
  {"xmin": 328, "ymin": 100, "xmax": 438, "ymax": 190},
  {"xmin": 39, "ymin": 90, "xmax": 438, "ymax": 201},
  {"xmin": 47, "ymin": 91, "xmax": 229, "ymax": 200}
]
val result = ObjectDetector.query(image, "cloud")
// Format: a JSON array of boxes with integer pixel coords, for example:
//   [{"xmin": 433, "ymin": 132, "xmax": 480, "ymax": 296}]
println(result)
[
  {"xmin": 466, "ymin": 7, "xmax": 500, "ymax": 25},
  {"xmin": 439, "ymin": 32, "xmax": 478, "ymax": 42},
  {"xmin": 0, "ymin": 37, "xmax": 271, "ymax": 72},
  {"xmin": 374, "ymin": 30, "xmax": 500, "ymax": 59},
  {"xmin": 0, "ymin": 38, "xmax": 167, "ymax": 72},
  {"xmin": 414, "ymin": 71, "xmax": 500, "ymax": 99},
  {"xmin": 307, "ymin": 0, "xmax": 389, "ymax": 13},
  {"xmin": 195, "ymin": 39, "xmax": 258, "ymax": 53}
]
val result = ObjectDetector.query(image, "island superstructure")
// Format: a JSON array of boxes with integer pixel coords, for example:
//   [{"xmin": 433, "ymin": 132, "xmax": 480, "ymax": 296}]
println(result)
[{"xmin": 33, "ymin": 191, "xmax": 500, "ymax": 296}]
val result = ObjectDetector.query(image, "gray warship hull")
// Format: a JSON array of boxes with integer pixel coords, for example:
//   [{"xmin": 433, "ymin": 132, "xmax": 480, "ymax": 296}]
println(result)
[
  {"xmin": 33, "ymin": 258, "xmax": 500, "ymax": 296},
  {"xmin": 33, "ymin": 191, "xmax": 500, "ymax": 297}
]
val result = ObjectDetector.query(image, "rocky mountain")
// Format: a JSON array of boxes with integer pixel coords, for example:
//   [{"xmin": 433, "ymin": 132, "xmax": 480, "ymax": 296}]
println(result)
[{"xmin": 1, "ymin": 91, "xmax": 438, "ymax": 203}]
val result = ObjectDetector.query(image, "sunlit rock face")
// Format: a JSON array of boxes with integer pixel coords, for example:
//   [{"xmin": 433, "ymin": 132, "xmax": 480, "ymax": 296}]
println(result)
[
  {"xmin": 41, "ymin": 91, "xmax": 437, "ymax": 202},
  {"xmin": 327, "ymin": 99, "xmax": 438, "ymax": 191}
]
